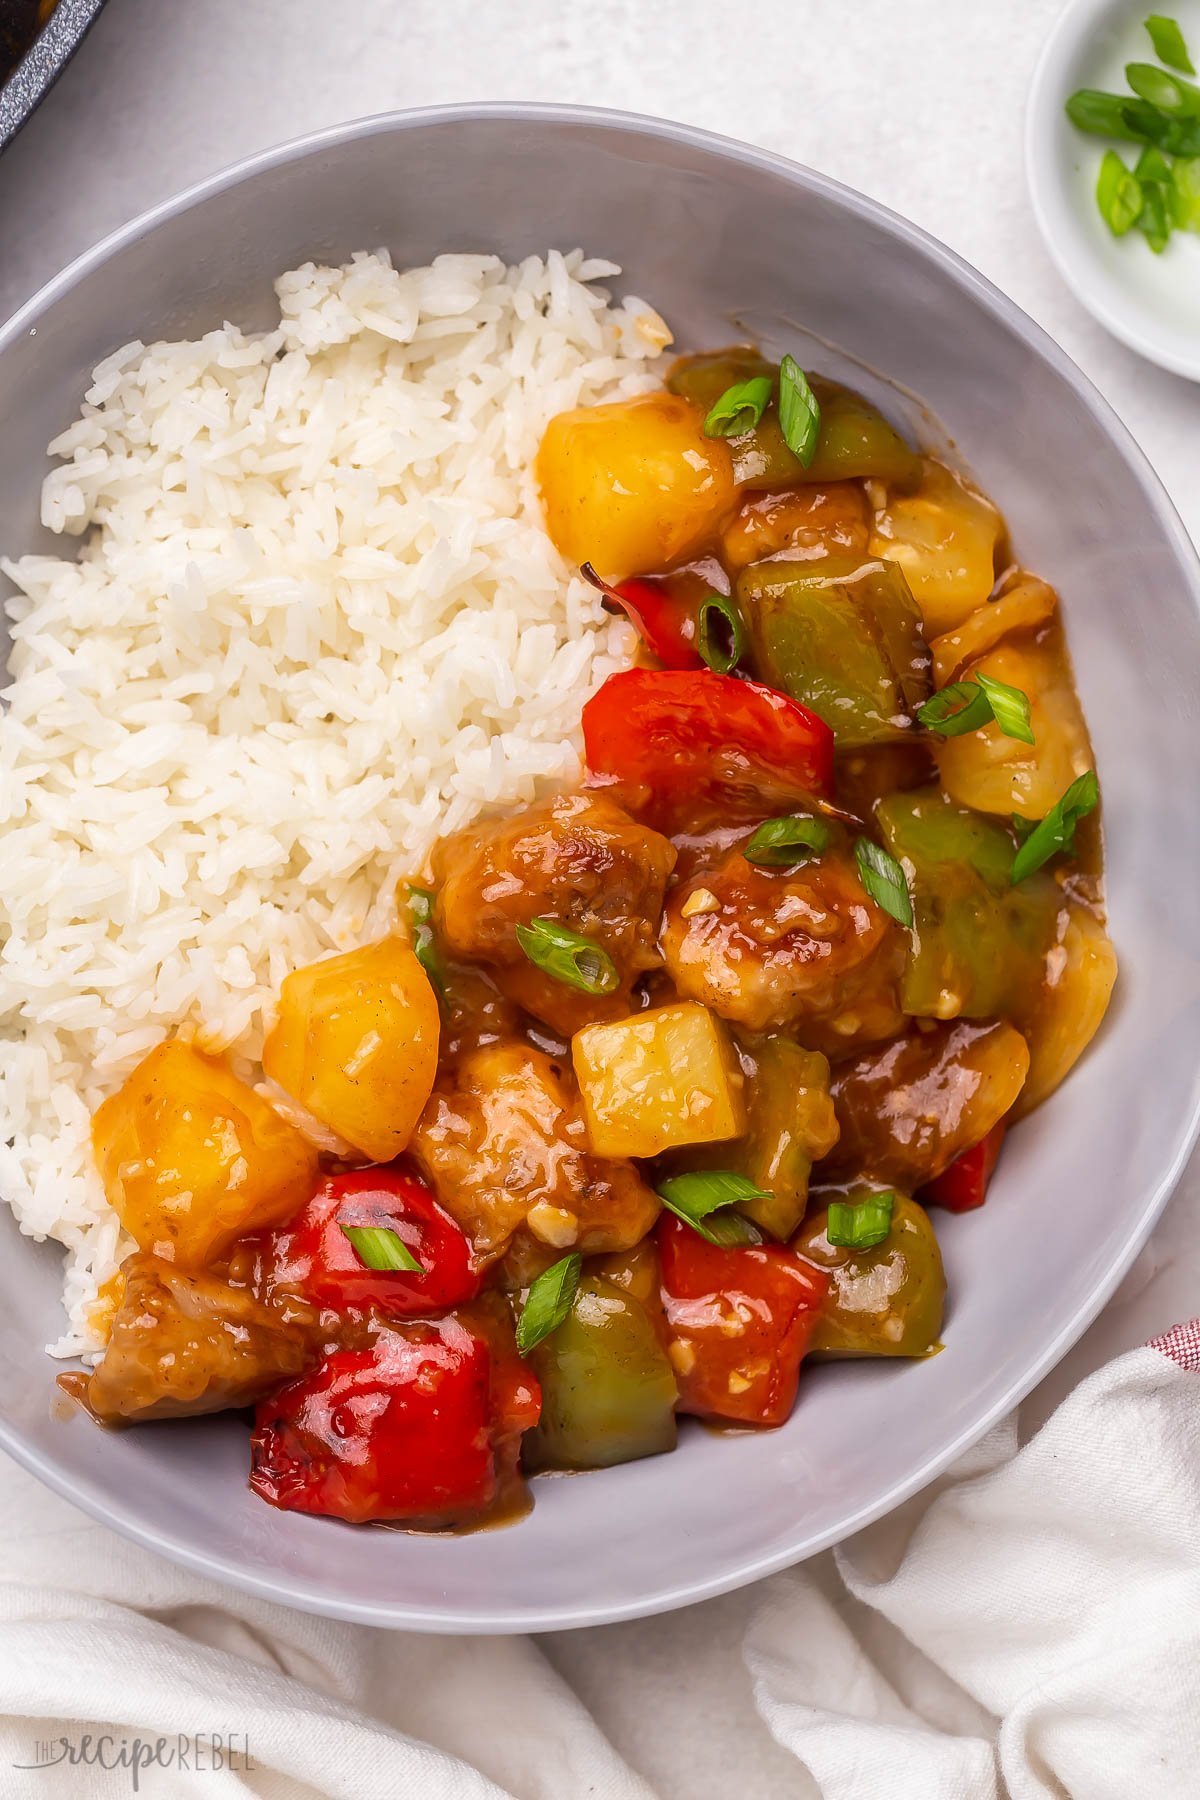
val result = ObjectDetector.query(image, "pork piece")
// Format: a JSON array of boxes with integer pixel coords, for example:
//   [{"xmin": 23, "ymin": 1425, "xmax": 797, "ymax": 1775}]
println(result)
[
  {"xmin": 84, "ymin": 1254, "xmax": 312, "ymax": 1424},
  {"xmin": 660, "ymin": 838, "xmax": 904, "ymax": 1049},
  {"xmin": 432, "ymin": 793, "xmax": 676, "ymax": 1034},
  {"xmin": 409, "ymin": 1041, "xmax": 660, "ymax": 1260},
  {"xmin": 824, "ymin": 1018, "xmax": 1031, "ymax": 1189}
]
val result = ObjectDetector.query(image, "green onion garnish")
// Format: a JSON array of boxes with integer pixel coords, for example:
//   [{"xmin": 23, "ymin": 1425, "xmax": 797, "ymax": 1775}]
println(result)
[
  {"xmin": 404, "ymin": 883, "xmax": 446, "ymax": 995},
  {"xmin": 339, "ymin": 1223, "xmax": 424, "ymax": 1274},
  {"xmin": 1097, "ymin": 150, "xmax": 1145, "ymax": 235},
  {"xmin": 702, "ymin": 375, "xmax": 774, "ymax": 439},
  {"xmin": 778, "ymin": 355, "xmax": 821, "ymax": 467},
  {"xmin": 744, "ymin": 814, "xmax": 833, "ymax": 869},
  {"xmin": 973, "ymin": 672, "xmax": 1035, "ymax": 745},
  {"xmin": 1010, "ymin": 770, "xmax": 1099, "ymax": 885},
  {"xmin": 1171, "ymin": 154, "xmax": 1200, "ymax": 224},
  {"xmin": 854, "ymin": 836, "xmax": 914, "ymax": 928},
  {"xmin": 825, "ymin": 1192, "xmax": 895, "ymax": 1251},
  {"xmin": 1138, "ymin": 176, "xmax": 1173, "ymax": 249},
  {"xmin": 1146, "ymin": 14, "xmax": 1196, "ymax": 74},
  {"xmin": 696, "ymin": 593, "xmax": 746, "ymax": 674},
  {"xmin": 1065, "ymin": 88, "xmax": 1152, "ymax": 141},
  {"xmin": 1135, "ymin": 142, "xmax": 1175, "ymax": 183},
  {"xmin": 1126, "ymin": 60, "xmax": 1200, "ymax": 115},
  {"xmin": 655, "ymin": 1170, "xmax": 766, "ymax": 1247},
  {"xmin": 516, "ymin": 1253, "xmax": 582, "ymax": 1354},
  {"xmin": 515, "ymin": 917, "xmax": 620, "ymax": 996},
  {"xmin": 917, "ymin": 680, "xmax": 995, "ymax": 737}
]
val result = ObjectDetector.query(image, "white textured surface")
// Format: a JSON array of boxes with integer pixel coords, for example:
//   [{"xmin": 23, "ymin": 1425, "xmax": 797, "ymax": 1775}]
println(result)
[{"xmin": 0, "ymin": 3, "xmax": 1198, "ymax": 1796}]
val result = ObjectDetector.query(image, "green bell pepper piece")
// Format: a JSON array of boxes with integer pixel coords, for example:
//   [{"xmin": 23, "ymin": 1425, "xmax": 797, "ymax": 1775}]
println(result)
[
  {"xmin": 876, "ymin": 787, "xmax": 1060, "ymax": 1018},
  {"xmin": 794, "ymin": 1191, "xmax": 945, "ymax": 1358},
  {"xmin": 663, "ymin": 1039, "xmax": 838, "ymax": 1241},
  {"xmin": 737, "ymin": 553, "xmax": 931, "ymax": 748},
  {"xmin": 668, "ymin": 350, "xmax": 922, "ymax": 490},
  {"xmin": 523, "ymin": 1274, "xmax": 678, "ymax": 1472}
]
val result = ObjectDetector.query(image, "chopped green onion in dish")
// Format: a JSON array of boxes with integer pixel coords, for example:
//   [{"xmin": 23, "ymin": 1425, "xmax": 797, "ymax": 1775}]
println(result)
[
  {"xmin": 697, "ymin": 593, "xmax": 746, "ymax": 673},
  {"xmin": 1137, "ymin": 176, "xmax": 1173, "ymax": 250},
  {"xmin": 516, "ymin": 1254, "xmax": 582, "ymax": 1353},
  {"xmin": 515, "ymin": 917, "xmax": 620, "ymax": 995},
  {"xmin": 825, "ymin": 1192, "xmax": 895, "ymax": 1250},
  {"xmin": 655, "ymin": 1170, "xmax": 766, "ymax": 1247},
  {"xmin": 743, "ymin": 814, "xmax": 833, "ymax": 868},
  {"xmin": 1066, "ymin": 24, "xmax": 1200, "ymax": 249},
  {"xmin": 702, "ymin": 375, "xmax": 773, "ymax": 439},
  {"xmin": 404, "ymin": 883, "xmax": 446, "ymax": 994},
  {"xmin": 1126, "ymin": 60, "xmax": 1200, "ymax": 115},
  {"xmin": 918, "ymin": 674, "xmax": 1033, "ymax": 743},
  {"xmin": 1010, "ymin": 770, "xmax": 1099, "ymax": 885},
  {"xmin": 1146, "ymin": 13, "xmax": 1196, "ymax": 74},
  {"xmin": 973, "ymin": 672, "xmax": 1035, "ymax": 745},
  {"xmin": 1170, "ymin": 153, "xmax": 1200, "ymax": 224},
  {"xmin": 778, "ymin": 356, "xmax": 821, "ymax": 466},
  {"xmin": 1097, "ymin": 150, "xmax": 1145, "ymax": 235},
  {"xmin": 854, "ymin": 836, "xmax": 914, "ymax": 928},
  {"xmin": 339, "ymin": 1223, "xmax": 424, "ymax": 1274},
  {"xmin": 1066, "ymin": 88, "xmax": 1150, "ymax": 139}
]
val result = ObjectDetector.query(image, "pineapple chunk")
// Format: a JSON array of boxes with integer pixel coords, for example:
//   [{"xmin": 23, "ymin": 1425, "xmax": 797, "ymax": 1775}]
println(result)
[
  {"xmin": 869, "ymin": 457, "xmax": 1001, "ymax": 635},
  {"xmin": 262, "ymin": 937, "xmax": 439, "ymax": 1163},
  {"xmin": 92, "ymin": 1041, "xmax": 317, "ymax": 1267},
  {"xmin": 572, "ymin": 1002, "xmax": 746, "ymax": 1159}
]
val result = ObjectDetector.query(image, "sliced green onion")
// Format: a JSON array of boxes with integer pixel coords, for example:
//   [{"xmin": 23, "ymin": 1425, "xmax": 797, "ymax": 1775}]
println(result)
[
  {"xmin": 744, "ymin": 814, "xmax": 833, "ymax": 868},
  {"xmin": 1135, "ymin": 143, "xmax": 1175, "ymax": 183},
  {"xmin": 1171, "ymin": 154, "xmax": 1200, "ymax": 225},
  {"xmin": 1065, "ymin": 87, "xmax": 1151, "ymax": 140},
  {"xmin": 1146, "ymin": 14, "xmax": 1196, "ymax": 74},
  {"xmin": 917, "ymin": 680, "xmax": 995, "ymax": 737},
  {"xmin": 404, "ymin": 883, "xmax": 446, "ymax": 995},
  {"xmin": 515, "ymin": 917, "xmax": 619, "ymax": 996},
  {"xmin": 1132, "ymin": 103, "xmax": 1200, "ymax": 151},
  {"xmin": 702, "ymin": 375, "xmax": 774, "ymax": 439},
  {"xmin": 1011, "ymin": 812, "xmax": 1038, "ymax": 844},
  {"xmin": 778, "ymin": 355, "xmax": 821, "ymax": 467},
  {"xmin": 854, "ymin": 836, "xmax": 913, "ymax": 928},
  {"xmin": 973, "ymin": 672, "xmax": 1035, "ymax": 745},
  {"xmin": 697, "ymin": 593, "xmax": 746, "ymax": 674},
  {"xmin": 516, "ymin": 1253, "xmax": 582, "ymax": 1354},
  {"xmin": 339, "ymin": 1223, "xmax": 423, "ymax": 1274},
  {"xmin": 1126, "ymin": 60, "xmax": 1200, "ymax": 114},
  {"xmin": 1010, "ymin": 770, "xmax": 1099, "ymax": 885},
  {"xmin": 1137, "ymin": 177, "xmax": 1173, "ymax": 250},
  {"xmin": 1097, "ymin": 150, "xmax": 1145, "ymax": 235},
  {"xmin": 825, "ymin": 1192, "xmax": 895, "ymax": 1251},
  {"xmin": 655, "ymin": 1170, "xmax": 766, "ymax": 1247}
]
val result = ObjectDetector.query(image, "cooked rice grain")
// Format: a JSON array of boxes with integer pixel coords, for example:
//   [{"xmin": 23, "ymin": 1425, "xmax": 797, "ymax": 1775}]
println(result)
[{"xmin": 0, "ymin": 249, "xmax": 667, "ymax": 1354}]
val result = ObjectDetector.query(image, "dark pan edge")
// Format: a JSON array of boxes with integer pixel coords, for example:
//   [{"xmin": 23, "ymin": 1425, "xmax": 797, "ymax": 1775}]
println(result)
[{"xmin": 0, "ymin": 0, "xmax": 108, "ymax": 152}]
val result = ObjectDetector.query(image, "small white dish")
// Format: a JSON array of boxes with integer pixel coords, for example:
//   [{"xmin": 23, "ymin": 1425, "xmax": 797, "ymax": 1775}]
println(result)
[{"xmin": 1027, "ymin": 0, "xmax": 1200, "ymax": 379}]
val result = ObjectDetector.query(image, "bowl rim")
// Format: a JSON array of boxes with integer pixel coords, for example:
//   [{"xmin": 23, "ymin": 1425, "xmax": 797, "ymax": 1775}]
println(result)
[
  {"xmin": 1024, "ymin": 0, "xmax": 1200, "ymax": 381},
  {"xmin": 2, "ymin": 100, "xmax": 1199, "ymax": 1633}
]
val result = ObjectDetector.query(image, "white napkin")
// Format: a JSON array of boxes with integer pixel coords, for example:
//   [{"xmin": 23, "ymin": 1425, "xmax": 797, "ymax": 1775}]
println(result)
[{"xmin": 0, "ymin": 1318, "xmax": 1196, "ymax": 1799}]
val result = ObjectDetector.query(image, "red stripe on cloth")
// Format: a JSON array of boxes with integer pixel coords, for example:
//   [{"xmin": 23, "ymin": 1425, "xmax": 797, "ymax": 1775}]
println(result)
[{"xmin": 1148, "ymin": 1319, "xmax": 1200, "ymax": 1371}]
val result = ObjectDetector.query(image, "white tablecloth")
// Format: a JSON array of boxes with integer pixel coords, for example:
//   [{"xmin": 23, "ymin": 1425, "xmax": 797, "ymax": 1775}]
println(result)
[{"xmin": 1, "ymin": 3, "xmax": 1198, "ymax": 1795}]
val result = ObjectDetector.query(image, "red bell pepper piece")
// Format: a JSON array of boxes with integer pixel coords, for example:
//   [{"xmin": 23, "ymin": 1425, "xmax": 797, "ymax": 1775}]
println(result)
[
  {"xmin": 265, "ymin": 1165, "xmax": 481, "ymax": 1318},
  {"xmin": 581, "ymin": 562, "xmax": 702, "ymax": 670},
  {"xmin": 250, "ymin": 1309, "xmax": 540, "ymax": 1526},
  {"xmin": 657, "ymin": 1213, "xmax": 829, "ymax": 1427},
  {"xmin": 582, "ymin": 668, "xmax": 835, "ymax": 826},
  {"xmin": 920, "ymin": 1120, "xmax": 1008, "ymax": 1214}
]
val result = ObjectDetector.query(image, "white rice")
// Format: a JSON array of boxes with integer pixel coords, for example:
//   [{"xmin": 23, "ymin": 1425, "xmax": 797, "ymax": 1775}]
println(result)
[{"xmin": 0, "ymin": 248, "xmax": 670, "ymax": 1356}]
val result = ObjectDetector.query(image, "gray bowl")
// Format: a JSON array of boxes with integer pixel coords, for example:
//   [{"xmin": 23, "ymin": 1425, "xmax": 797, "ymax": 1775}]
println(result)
[{"xmin": 2, "ymin": 105, "xmax": 1198, "ymax": 1633}]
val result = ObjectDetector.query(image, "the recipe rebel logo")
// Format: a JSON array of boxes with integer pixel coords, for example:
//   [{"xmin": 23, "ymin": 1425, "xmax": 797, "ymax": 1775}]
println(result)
[{"xmin": 13, "ymin": 1731, "xmax": 255, "ymax": 1790}]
